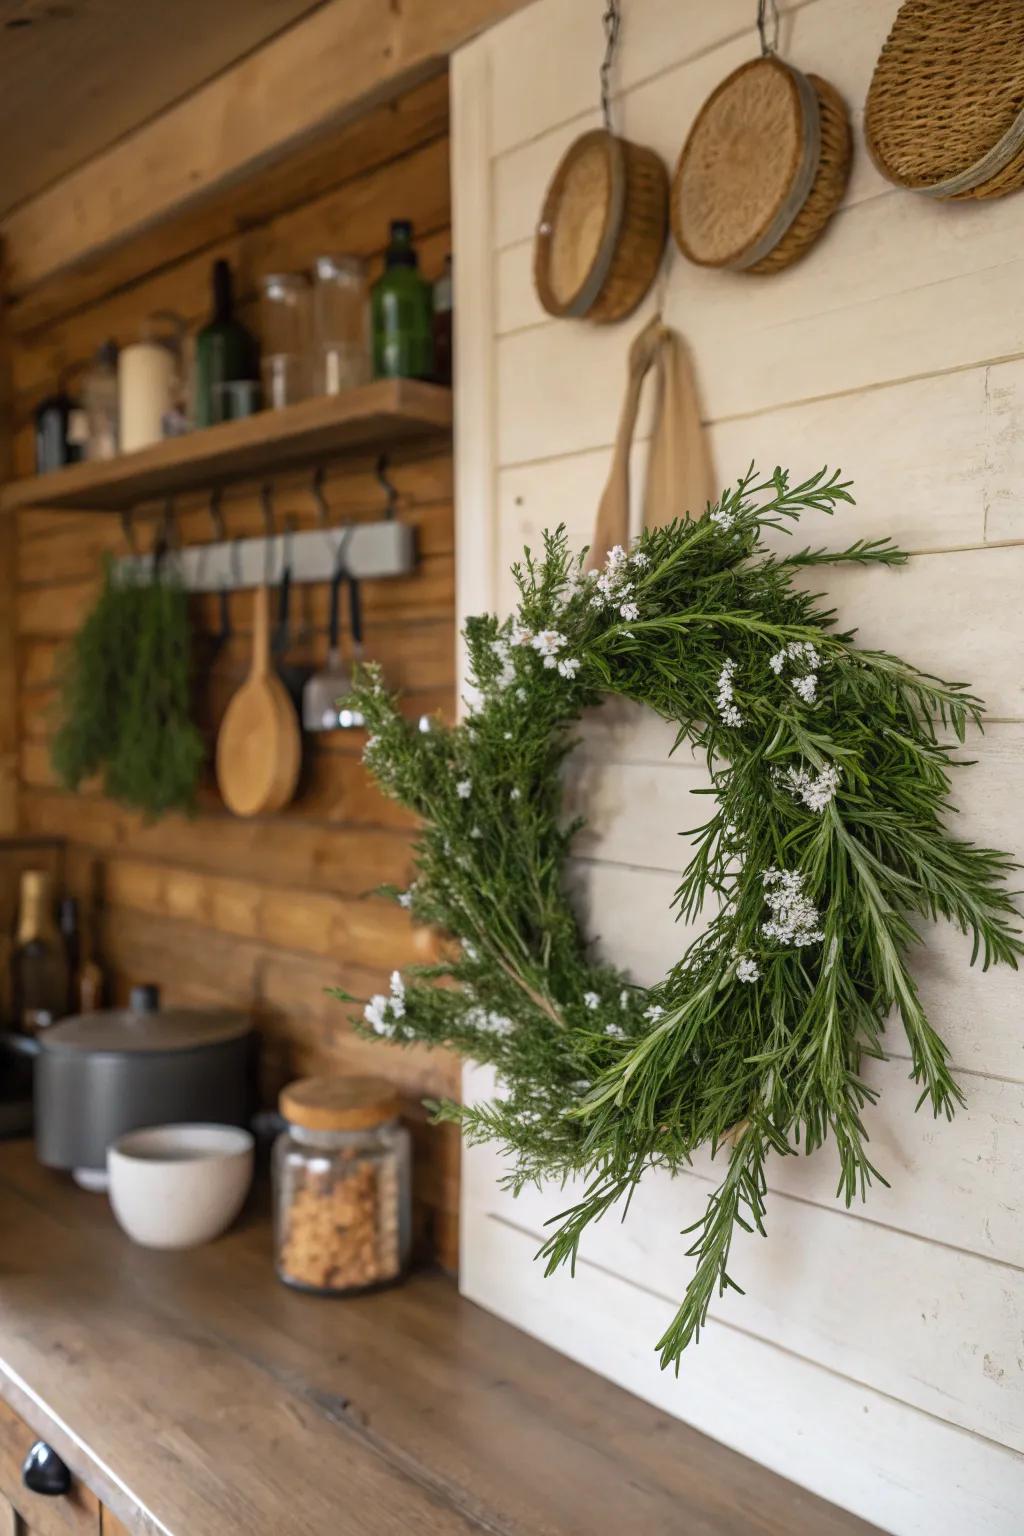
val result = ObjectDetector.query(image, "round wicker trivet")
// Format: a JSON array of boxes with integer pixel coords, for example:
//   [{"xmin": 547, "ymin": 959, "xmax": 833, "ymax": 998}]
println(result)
[
  {"xmin": 671, "ymin": 56, "xmax": 851, "ymax": 275},
  {"xmin": 865, "ymin": 0, "xmax": 1024, "ymax": 200},
  {"xmin": 534, "ymin": 128, "xmax": 668, "ymax": 323}
]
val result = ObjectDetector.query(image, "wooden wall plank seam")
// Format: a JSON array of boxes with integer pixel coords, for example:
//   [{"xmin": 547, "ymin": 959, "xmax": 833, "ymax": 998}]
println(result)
[
  {"xmin": 9, "ymin": 77, "xmax": 459, "ymax": 1268},
  {"xmin": 454, "ymin": 0, "xmax": 1024, "ymax": 1527}
]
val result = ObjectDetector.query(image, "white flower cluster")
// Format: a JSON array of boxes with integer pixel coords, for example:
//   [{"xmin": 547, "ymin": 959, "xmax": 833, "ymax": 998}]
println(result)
[
  {"xmin": 777, "ymin": 761, "xmax": 841, "ymax": 813},
  {"xmin": 488, "ymin": 635, "xmax": 518, "ymax": 691},
  {"xmin": 761, "ymin": 867, "xmax": 825, "ymax": 947},
  {"xmin": 644, "ymin": 1003, "xmax": 665, "ymax": 1023},
  {"xmin": 464, "ymin": 1005, "xmax": 513, "ymax": 1036},
  {"xmin": 769, "ymin": 640, "xmax": 821, "ymax": 705},
  {"xmin": 590, "ymin": 543, "xmax": 645, "ymax": 623},
  {"xmin": 397, "ymin": 884, "xmax": 416, "ymax": 909},
  {"xmin": 735, "ymin": 954, "xmax": 761, "ymax": 983},
  {"xmin": 365, "ymin": 970, "xmax": 406, "ymax": 1035},
  {"xmin": 456, "ymin": 778, "xmax": 472, "ymax": 799},
  {"xmin": 717, "ymin": 658, "xmax": 744, "ymax": 727},
  {"xmin": 710, "ymin": 502, "xmax": 738, "ymax": 533},
  {"xmin": 583, "ymin": 991, "xmax": 600, "ymax": 1010},
  {"xmin": 531, "ymin": 629, "xmax": 564, "ymax": 664}
]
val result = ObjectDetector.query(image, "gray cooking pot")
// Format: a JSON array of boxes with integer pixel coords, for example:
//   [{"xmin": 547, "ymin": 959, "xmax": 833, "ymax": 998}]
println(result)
[{"xmin": 30, "ymin": 985, "xmax": 252, "ymax": 1187}]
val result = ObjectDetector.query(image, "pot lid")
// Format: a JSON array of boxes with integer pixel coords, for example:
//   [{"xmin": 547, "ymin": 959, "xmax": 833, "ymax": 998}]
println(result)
[{"xmin": 40, "ymin": 986, "xmax": 250, "ymax": 1055}]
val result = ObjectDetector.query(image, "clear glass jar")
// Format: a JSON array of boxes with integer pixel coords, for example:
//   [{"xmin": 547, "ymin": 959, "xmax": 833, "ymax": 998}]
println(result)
[
  {"xmin": 312, "ymin": 255, "xmax": 370, "ymax": 395},
  {"xmin": 260, "ymin": 273, "xmax": 313, "ymax": 409},
  {"xmin": 272, "ymin": 1075, "xmax": 412, "ymax": 1294}
]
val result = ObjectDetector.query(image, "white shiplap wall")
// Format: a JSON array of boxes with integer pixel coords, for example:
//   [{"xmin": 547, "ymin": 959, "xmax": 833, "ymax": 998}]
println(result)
[{"xmin": 450, "ymin": 3, "xmax": 1024, "ymax": 1532}]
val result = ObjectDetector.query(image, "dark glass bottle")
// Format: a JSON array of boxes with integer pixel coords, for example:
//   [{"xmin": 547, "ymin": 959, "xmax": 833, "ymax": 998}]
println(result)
[
  {"xmin": 194, "ymin": 259, "xmax": 257, "ymax": 428},
  {"xmin": 432, "ymin": 255, "xmax": 453, "ymax": 387},
  {"xmin": 371, "ymin": 221, "xmax": 434, "ymax": 381},
  {"xmin": 34, "ymin": 389, "xmax": 83, "ymax": 473},
  {"xmin": 11, "ymin": 871, "xmax": 69, "ymax": 1034}
]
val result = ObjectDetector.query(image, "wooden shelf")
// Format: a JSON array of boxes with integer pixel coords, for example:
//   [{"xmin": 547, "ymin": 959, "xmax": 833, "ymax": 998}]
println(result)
[{"xmin": 0, "ymin": 379, "xmax": 452, "ymax": 513}]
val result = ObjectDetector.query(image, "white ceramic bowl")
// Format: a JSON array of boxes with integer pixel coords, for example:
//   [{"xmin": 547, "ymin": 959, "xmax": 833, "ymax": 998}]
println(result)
[{"xmin": 107, "ymin": 1123, "xmax": 254, "ymax": 1250}]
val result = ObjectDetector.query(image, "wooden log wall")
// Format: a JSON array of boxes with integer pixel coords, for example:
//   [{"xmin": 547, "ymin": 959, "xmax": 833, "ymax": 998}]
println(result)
[{"xmin": 7, "ymin": 73, "xmax": 460, "ymax": 1268}]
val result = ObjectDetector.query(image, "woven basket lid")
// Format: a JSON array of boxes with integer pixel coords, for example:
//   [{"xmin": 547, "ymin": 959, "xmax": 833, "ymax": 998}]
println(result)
[
  {"xmin": 280, "ymin": 1074, "xmax": 401, "ymax": 1132},
  {"xmin": 672, "ymin": 56, "xmax": 823, "ymax": 270},
  {"xmin": 865, "ymin": 0, "xmax": 1024, "ymax": 197},
  {"xmin": 535, "ymin": 129, "xmax": 627, "ymax": 317}
]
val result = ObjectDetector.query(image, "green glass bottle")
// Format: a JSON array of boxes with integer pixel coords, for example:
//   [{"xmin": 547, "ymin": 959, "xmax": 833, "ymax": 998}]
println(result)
[
  {"xmin": 194, "ymin": 259, "xmax": 257, "ymax": 427},
  {"xmin": 371, "ymin": 221, "xmax": 434, "ymax": 381}
]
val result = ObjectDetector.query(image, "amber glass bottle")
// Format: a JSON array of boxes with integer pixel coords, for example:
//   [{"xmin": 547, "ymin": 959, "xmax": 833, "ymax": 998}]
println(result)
[{"xmin": 11, "ymin": 871, "xmax": 69, "ymax": 1034}]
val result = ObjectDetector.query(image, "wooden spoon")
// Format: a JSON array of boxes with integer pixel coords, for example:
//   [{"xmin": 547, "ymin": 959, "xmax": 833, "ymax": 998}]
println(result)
[{"xmin": 215, "ymin": 582, "xmax": 301, "ymax": 817}]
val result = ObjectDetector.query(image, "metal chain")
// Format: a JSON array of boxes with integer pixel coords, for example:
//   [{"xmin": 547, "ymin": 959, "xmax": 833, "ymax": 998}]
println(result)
[
  {"xmin": 599, "ymin": 0, "xmax": 621, "ymax": 132},
  {"xmin": 757, "ymin": 0, "xmax": 779, "ymax": 56}
]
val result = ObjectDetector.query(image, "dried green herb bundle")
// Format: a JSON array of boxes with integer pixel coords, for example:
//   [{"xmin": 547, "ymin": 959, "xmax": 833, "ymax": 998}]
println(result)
[{"xmin": 52, "ymin": 559, "xmax": 203, "ymax": 816}]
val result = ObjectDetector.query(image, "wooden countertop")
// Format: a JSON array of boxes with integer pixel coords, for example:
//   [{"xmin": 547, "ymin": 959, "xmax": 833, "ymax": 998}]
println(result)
[{"xmin": 0, "ymin": 1142, "xmax": 880, "ymax": 1536}]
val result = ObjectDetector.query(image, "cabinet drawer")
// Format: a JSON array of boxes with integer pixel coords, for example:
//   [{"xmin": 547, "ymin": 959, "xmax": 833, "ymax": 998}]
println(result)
[{"xmin": 0, "ymin": 1399, "xmax": 98, "ymax": 1535}]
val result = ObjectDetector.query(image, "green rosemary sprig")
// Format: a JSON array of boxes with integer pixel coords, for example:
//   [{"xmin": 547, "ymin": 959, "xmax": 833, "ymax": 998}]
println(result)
[{"xmin": 345, "ymin": 466, "xmax": 1022, "ymax": 1368}]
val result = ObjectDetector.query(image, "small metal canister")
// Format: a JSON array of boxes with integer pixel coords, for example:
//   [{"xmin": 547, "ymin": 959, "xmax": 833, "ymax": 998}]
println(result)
[{"xmin": 272, "ymin": 1075, "xmax": 411, "ymax": 1294}]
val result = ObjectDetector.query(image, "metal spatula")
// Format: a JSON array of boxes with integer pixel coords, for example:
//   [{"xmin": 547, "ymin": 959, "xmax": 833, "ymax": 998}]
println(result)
[
  {"xmin": 302, "ymin": 562, "xmax": 349, "ymax": 732},
  {"xmin": 334, "ymin": 576, "xmax": 364, "ymax": 730}
]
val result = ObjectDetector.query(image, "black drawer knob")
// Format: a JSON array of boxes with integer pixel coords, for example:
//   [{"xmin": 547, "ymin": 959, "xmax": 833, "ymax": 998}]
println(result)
[{"xmin": 22, "ymin": 1440, "xmax": 71, "ymax": 1496}]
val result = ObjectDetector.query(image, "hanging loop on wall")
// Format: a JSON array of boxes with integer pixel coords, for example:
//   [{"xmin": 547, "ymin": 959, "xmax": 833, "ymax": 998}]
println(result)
[
  {"xmin": 599, "ymin": 0, "xmax": 622, "ymax": 132},
  {"xmin": 153, "ymin": 497, "xmax": 176, "ymax": 576},
  {"xmin": 376, "ymin": 454, "xmax": 398, "ymax": 520},
  {"xmin": 195, "ymin": 489, "xmax": 224, "ymax": 588},
  {"xmin": 120, "ymin": 508, "xmax": 139, "ymax": 558},
  {"xmin": 208, "ymin": 487, "xmax": 226, "ymax": 544},
  {"xmin": 311, "ymin": 465, "xmax": 330, "ymax": 526},
  {"xmin": 757, "ymin": 0, "xmax": 779, "ymax": 57}
]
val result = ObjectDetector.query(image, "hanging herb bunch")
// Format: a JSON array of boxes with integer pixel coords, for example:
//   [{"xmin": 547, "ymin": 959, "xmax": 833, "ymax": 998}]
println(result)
[
  {"xmin": 52, "ymin": 556, "xmax": 203, "ymax": 816},
  {"xmin": 343, "ymin": 465, "xmax": 1022, "ymax": 1369}
]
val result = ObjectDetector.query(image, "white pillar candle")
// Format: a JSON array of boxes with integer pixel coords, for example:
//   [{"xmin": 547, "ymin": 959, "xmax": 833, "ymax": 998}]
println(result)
[{"xmin": 118, "ymin": 342, "xmax": 175, "ymax": 452}]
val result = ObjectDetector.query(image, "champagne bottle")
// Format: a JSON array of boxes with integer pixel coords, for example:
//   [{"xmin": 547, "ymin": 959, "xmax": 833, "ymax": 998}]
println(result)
[
  {"xmin": 11, "ymin": 871, "xmax": 70, "ymax": 1034},
  {"xmin": 194, "ymin": 259, "xmax": 257, "ymax": 427}
]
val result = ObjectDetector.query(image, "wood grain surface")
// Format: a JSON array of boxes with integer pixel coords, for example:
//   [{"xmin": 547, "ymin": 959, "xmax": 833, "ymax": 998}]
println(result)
[
  {"xmin": 7, "ymin": 79, "xmax": 460, "ymax": 1267},
  {"xmin": 0, "ymin": 1143, "xmax": 882, "ymax": 1536}
]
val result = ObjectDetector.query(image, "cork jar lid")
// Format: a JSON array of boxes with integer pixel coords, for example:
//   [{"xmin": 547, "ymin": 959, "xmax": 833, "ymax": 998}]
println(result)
[{"xmin": 279, "ymin": 1075, "xmax": 402, "ymax": 1132}]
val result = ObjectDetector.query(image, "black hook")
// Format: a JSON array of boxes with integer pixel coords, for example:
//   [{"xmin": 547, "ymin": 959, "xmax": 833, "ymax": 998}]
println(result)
[
  {"xmin": 120, "ymin": 508, "xmax": 139, "ymax": 558},
  {"xmin": 209, "ymin": 487, "xmax": 226, "ymax": 543},
  {"xmin": 153, "ymin": 497, "xmax": 175, "ymax": 576},
  {"xmin": 376, "ymin": 454, "xmax": 398, "ymax": 520},
  {"xmin": 312, "ymin": 466, "xmax": 329, "ymax": 525}
]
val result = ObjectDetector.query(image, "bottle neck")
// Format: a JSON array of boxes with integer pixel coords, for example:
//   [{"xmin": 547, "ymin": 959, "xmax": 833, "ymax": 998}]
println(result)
[
  {"xmin": 211, "ymin": 263, "xmax": 234, "ymax": 324},
  {"xmin": 18, "ymin": 891, "xmax": 56, "ymax": 946}
]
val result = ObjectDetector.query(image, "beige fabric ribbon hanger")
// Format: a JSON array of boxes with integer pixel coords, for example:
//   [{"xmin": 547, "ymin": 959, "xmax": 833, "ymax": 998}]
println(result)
[{"xmin": 586, "ymin": 315, "xmax": 715, "ymax": 570}]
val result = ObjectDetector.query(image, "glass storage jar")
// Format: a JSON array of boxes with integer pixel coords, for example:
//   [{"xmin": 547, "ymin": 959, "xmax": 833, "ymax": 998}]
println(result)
[
  {"xmin": 273, "ymin": 1075, "xmax": 411, "ymax": 1294},
  {"xmin": 312, "ymin": 255, "xmax": 370, "ymax": 395},
  {"xmin": 260, "ymin": 273, "xmax": 313, "ymax": 409}
]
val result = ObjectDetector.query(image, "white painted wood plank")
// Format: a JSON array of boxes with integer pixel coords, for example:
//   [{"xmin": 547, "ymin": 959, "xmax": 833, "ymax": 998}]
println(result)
[
  {"xmin": 452, "ymin": 42, "xmax": 500, "ymax": 692},
  {"xmin": 487, "ymin": 0, "xmax": 810, "ymax": 159},
  {"xmin": 458, "ymin": 0, "xmax": 1024, "ymax": 1523},
  {"xmin": 566, "ymin": 858, "xmax": 696, "ymax": 985},
  {"xmin": 496, "ymin": 355, "xmax": 1005, "ymax": 558},
  {"xmin": 798, "ymin": 545, "xmax": 1024, "ymax": 720},
  {"xmin": 459, "ymin": 1192, "xmax": 1024, "ymax": 1536},
  {"xmin": 465, "ymin": 1100, "xmax": 1024, "ymax": 1454},
  {"xmin": 496, "ymin": 234, "xmax": 1024, "ymax": 455},
  {"xmin": 491, "ymin": 0, "xmax": 891, "ymax": 235}
]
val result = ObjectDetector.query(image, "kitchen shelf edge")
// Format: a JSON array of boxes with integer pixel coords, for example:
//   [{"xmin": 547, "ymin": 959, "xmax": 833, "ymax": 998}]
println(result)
[{"xmin": 0, "ymin": 380, "xmax": 453, "ymax": 514}]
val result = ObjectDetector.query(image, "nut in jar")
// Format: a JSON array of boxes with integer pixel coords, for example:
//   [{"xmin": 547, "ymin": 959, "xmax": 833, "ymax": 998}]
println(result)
[{"xmin": 273, "ymin": 1075, "xmax": 412, "ymax": 1295}]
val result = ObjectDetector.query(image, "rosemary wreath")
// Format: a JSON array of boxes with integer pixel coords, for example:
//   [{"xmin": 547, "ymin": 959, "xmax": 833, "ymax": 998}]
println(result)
[{"xmin": 347, "ymin": 466, "xmax": 1021, "ymax": 1369}]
